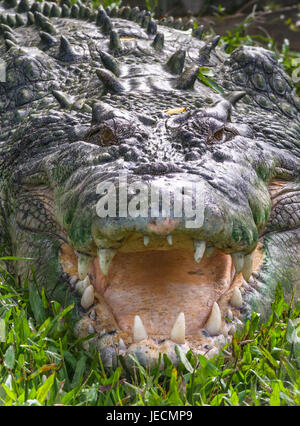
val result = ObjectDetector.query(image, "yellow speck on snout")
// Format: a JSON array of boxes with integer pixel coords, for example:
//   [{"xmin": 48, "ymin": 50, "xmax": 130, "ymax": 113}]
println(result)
[{"xmin": 164, "ymin": 107, "xmax": 187, "ymax": 115}]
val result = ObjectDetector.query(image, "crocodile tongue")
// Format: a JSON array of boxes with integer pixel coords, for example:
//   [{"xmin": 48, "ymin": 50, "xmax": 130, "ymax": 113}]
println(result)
[{"xmin": 91, "ymin": 248, "xmax": 234, "ymax": 338}]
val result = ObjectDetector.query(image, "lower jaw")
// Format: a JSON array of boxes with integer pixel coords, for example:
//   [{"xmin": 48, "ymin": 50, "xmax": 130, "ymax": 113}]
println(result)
[{"xmin": 61, "ymin": 244, "xmax": 263, "ymax": 367}]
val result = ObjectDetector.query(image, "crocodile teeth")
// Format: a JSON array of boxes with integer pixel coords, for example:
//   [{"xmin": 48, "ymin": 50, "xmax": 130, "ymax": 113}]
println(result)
[
  {"xmin": 242, "ymin": 252, "xmax": 253, "ymax": 281},
  {"xmin": 81, "ymin": 285, "xmax": 94, "ymax": 310},
  {"xmin": 143, "ymin": 235, "xmax": 150, "ymax": 247},
  {"xmin": 78, "ymin": 254, "xmax": 93, "ymax": 280},
  {"xmin": 167, "ymin": 234, "xmax": 173, "ymax": 246},
  {"xmin": 133, "ymin": 315, "xmax": 148, "ymax": 342},
  {"xmin": 205, "ymin": 302, "xmax": 221, "ymax": 336},
  {"xmin": 194, "ymin": 240, "xmax": 206, "ymax": 263},
  {"xmin": 230, "ymin": 287, "xmax": 243, "ymax": 308},
  {"xmin": 98, "ymin": 248, "xmax": 117, "ymax": 276},
  {"xmin": 75, "ymin": 276, "xmax": 90, "ymax": 295},
  {"xmin": 170, "ymin": 312, "xmax": 185, "ymax": 344},
  {"xmin": 231, "ymin": 252, "xmax": 245, "ymax": 274}
]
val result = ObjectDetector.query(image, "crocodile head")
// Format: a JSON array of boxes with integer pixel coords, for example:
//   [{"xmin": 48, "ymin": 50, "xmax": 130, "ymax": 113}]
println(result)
[{"xmin": 1, "ymin": 2, "xmax": 300, "ymax": 368}]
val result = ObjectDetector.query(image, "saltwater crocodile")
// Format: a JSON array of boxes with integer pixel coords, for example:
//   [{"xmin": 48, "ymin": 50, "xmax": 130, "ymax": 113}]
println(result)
[{"xmin": 0, "ymin": 0, "xmax": 300, "ymax": 367}]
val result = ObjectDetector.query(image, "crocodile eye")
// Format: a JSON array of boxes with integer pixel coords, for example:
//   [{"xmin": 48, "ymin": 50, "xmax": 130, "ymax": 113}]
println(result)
[
  {"xmin": 214, "ymin": 129, "xmax": 224, "ymax": 141},
  {"xmin": 100, "ymin": 126, "xmax": 114, "ymax": 142},
  {"xmin": 85, "ymin": 124, "xmax": 118, "ymax": 146}
]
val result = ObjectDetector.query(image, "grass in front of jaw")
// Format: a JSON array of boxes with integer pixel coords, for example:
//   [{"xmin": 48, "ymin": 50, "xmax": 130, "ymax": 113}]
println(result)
[{"xmin": 0, "ymin": 258, "xmax": 300, "ymax": 406}]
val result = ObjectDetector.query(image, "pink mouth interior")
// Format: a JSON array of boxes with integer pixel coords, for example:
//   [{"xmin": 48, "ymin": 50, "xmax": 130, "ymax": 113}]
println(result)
[{"xmin": 92, "ymin": 249, "xmax": 234, "ymax": 338}]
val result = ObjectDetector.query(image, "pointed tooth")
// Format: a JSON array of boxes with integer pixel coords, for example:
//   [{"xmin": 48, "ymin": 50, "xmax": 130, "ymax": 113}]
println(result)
[
  {"xmin": 143, "ymin": 235, "xmax": 150, "ymax": 246},
  {"xmin": 167, "ymin": 234, "xmax": 173, "ymax": 246},
  {"xmin": 78, "ymin": 255, "xmax": 93, "ymax": 280},
  {"xmin": 230, "ymin": 287, "xmax": 243, "ymax": 308},
  {"xmin": 231, "ymin": 252, "xmax": 245, "ymax": 274},
  {"xmin": 205, "ymin": 302, "xmax": 221, "ymax": 336},
  {"xmin": 194, "ymin": 240, "xmax": 206, "ymax": 263},
  {"xmin": 170, "ymin": 312, "xmax": 185, "ymax": 344},
  {"xmin": 81, "ymin": 285, "xmax": 94, "ymax": 310},
  {"xmin": 242, "ymin": 252, "xmax": 253, "ymax": 281},
  {"xmin": 133, "ymin": 315, "xmax": 148, "ymax": 342},
  {"xmin": 98, "ymin": 248, "xmax": 117, "ymax": 275}
]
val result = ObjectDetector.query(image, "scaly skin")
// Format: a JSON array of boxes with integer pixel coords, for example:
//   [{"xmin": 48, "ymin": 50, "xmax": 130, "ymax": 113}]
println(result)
[{"xmin": 0, "ymin": 0, "xmax": 300, "ymax": 367}]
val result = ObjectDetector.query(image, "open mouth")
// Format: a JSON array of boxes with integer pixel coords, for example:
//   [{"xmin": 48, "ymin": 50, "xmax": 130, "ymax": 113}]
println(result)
[{"xmin": 60, "ymin": 231, "xmax": 263, "ymax": 367}]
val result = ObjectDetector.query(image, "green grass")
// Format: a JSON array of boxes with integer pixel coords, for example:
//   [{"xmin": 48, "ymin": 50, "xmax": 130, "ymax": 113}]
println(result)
[{"xmin": 0, "ymin": 261, "xmax": 300, "ymax": 406}]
